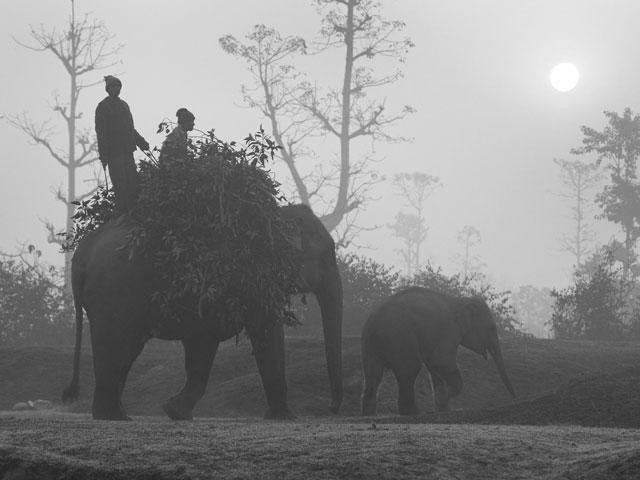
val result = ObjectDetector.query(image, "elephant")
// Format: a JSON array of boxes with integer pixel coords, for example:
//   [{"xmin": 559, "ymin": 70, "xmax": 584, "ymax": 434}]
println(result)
[
  {"xmin": 360, "ymin": 286, "xmax": 515, "ymax": 416},
  {"xmin": 62, "ymin": 203, "xmax": 342, "ymax": 421}
]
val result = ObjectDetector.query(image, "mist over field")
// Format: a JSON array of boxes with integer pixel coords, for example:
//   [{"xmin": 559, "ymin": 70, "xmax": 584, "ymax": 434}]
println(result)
[{"xmin": 2, "ymin": 1, "xmax": 640, "ymax": 479}]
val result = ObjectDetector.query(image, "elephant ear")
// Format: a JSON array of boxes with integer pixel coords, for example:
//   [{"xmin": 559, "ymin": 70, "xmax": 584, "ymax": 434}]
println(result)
[
  {"xmin": 288, "ymin": 219, "xmax": 304, "ymax": 251},
  {"xmin": 457, "ymin": 297, "xmax": 489, "ymax": 357},
  {"xmin": 453, "ymin": 297, "xmax": 475, "ymax": 335},
  {"xmin": 281, "ymin": 205, "xmax": 326, "ymax": 255}
]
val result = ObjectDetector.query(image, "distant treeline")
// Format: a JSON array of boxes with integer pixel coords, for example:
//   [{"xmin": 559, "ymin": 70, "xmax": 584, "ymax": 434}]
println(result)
[{"xmin": 4, "ymin": 248, "xmax": 640, "ymax": 347}]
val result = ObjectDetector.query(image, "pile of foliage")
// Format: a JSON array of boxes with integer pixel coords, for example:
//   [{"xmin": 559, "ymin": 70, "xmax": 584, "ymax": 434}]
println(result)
[
  {"xmin": 550, "ymin": 247, "xmax": 640, "ymax": 341},
  {"xmin": 67, "ymin": 127, "xmax": 300, "ymax": 333},
  {"xmin": 0, "ymin": 247, "xmax": 70, "ymax": 347}
]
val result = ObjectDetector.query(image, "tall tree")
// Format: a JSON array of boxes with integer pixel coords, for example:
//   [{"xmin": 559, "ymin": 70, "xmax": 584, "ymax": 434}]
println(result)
[
  {"xmin": 5, "ymin": 0, "xmax": 122, "ymax": 297},
  {"xmin": 572, "ymin": 108, "xmax": 640, "ymax": 280},
  {"xmin": 389, "ymin": 212, "xmax": 425, "ymax": 276},
  {"xmin": 389, "ymin": 172, "xmax": 441, "ymax": 275},
  {"xmin": 219, "ymin": 26, "xmax": 312, "ymax": 205},
  {"xmin": 456, "ymin": 225, "xmax": 482, "ymax": 279},
  {"xmin": 221, "ymin": 0, "xmax": 414, "ymax": 240},
  {"xmin": 510, "ymin": 285, "xmax": 553, "ymax": 338},
  {"xmin": 552, "ymin": 158, "xmax": 602, "ymax": 267}
]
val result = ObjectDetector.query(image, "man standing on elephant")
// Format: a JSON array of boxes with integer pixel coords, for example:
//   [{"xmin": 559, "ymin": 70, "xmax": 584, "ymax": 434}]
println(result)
[{"xmin": 95, "ymin": 75, "xmax": 150, "ymax": 214}]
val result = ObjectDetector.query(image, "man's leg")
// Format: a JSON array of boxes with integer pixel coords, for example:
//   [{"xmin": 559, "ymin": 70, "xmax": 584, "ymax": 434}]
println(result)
[
  {"xmin": 124, "ymin": 152, "xmax": 140, "ymax": 208},
  {"xmin": 107, "ymin": 153, "xmax": 127, "ymax": 215}
]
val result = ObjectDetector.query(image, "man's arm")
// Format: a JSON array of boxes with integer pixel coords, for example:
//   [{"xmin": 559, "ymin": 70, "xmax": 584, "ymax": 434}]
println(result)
[{"xmin": 134, "ymin": 129, "xmax": 150, "ymax": 152}]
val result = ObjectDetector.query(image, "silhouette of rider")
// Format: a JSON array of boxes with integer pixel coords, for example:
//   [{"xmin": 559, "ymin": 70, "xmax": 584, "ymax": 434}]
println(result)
[
  {"xmin": 158, "ymin": 108, "xmax": 195, "ymax": 163},
  {"xmin": 95, "ymin": 75, "xmax": 150, "ymax": 214}
]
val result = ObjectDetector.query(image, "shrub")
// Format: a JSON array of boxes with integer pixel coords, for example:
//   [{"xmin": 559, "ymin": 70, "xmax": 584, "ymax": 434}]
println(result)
[
  {"xmin": 0, "ymin": 249, "xmax": 70, "ymax": 347},
  {"xmin": 292, "ymin": 253, "xmax": 399, "ymax": 336},
  {"xmin": 338, "ymin": 254, "xmax": 400, "ymax": 335},
  {"xmin": 403, "ymin": 264, "xmax": 521, "ymax": 336},
  {"xmin": 293, "ymin": 255, "xmax": 521, "ymax": 337},
  {"xmin": 550, "ymin": 252, "xmax": 630, "ymax": 341}
]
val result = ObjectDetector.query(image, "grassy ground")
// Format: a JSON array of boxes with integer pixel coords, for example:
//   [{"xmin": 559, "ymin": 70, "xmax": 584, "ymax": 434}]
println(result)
[
  {"xmin": 2, "ymin": 337, "xmax": 640, "ymax": 478},
  {"xmin": 1, "ymin": 412, "xmax": 640, "ymax": 480},
  {"xmin": 2, "ymin": 336, "xmax": 640, "ymax": 424}
]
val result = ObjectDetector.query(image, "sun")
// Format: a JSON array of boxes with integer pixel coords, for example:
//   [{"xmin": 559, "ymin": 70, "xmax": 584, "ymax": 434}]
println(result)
[{"xmin": 549, "ymin": 63, "xmax": 580, "ymax": 92}]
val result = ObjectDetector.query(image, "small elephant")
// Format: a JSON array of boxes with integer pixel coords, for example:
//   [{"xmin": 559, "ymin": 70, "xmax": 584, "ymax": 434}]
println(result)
[{"xmin": 361, "ymin": 287, "xmax": 515, "ymax": 416}]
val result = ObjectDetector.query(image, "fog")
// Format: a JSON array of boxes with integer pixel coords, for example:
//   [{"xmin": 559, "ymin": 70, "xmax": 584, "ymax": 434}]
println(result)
[{"xmin": 2, "ymin": 0, "xmax": 640, "ymax": 292}]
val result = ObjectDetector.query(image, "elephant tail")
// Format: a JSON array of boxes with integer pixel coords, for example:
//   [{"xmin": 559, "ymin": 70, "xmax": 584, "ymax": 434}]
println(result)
[{"xmin": 62, "ymin": 280, "xmax": 84, "ymax": 404}]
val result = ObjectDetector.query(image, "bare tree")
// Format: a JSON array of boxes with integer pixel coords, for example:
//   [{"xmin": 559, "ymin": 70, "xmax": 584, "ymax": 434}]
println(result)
[
  {"xmin": 219, "ymin": 26, "xmax": 314, "ymax": 203},
  {"xmin": 456, "ymin": 225, "xmax": 483, "ymax": 279},
  {"xmin": 389, "ymin": 172, "xmax": 441, "ymax": 275},
  {"xmin": 5, "ymin": 0, "xmax": 122, "ymax": 297},
  {"xmin": 221, "ymin": 0, "xmax": 414, "ymax": 238},
  {"xmin": 301, "ymin": 0, "xmax": 415, "ymax": 232},
  {"xmin": 552, "ymin": 158, "xmax": 602, "ymax": 268},
  {"xmin": 389, "ymin": 212, "xmax": 425, "ymax": 276}
]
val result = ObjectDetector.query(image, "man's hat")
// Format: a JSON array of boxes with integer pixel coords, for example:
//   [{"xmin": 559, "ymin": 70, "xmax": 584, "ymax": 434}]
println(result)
[
  {"xmin": 104, "ymin": 75, "xmax": 122, "ymax": 88},
  {"xmin": 176, "ymin": 108, "xmax": 195, "ymax": 122}
]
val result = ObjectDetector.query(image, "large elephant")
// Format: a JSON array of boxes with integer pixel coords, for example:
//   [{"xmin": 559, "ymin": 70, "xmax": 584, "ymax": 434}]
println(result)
[
  {"xmin": 360, "ymin": 287, "xmax": 515, "ymax": 416},
  {"xmin": 62, "ymin": 203, "xmax": 342, "ymax": 420}
]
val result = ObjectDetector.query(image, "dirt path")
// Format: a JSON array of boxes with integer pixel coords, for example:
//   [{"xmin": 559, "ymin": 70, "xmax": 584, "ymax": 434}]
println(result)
[{"xmin": 1, "ymin": 412, "xmax": 639, "ymax": 479}]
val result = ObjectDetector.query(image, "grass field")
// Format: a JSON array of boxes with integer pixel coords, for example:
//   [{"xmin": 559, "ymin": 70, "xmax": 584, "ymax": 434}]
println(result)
[
  {"xmin": 2, "ymin": 412, "xmax": 640, "ymax": 479},
  {"xmin": 1, "ymin": 336, "xmax": 640, "ymax": 478}
]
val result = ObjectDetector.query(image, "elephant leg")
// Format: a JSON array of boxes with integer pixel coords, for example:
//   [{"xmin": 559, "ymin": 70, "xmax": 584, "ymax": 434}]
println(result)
[
  {"xmin": 430, "ymin": 372, "xmax": 450, "ymax": 412},
  {"xmin": 249, "ymin": 323, "xmax": 293, "ymax": 420},
  {"xmin": 361, "ymin": 352, "xmax": 384, "ymax": 416},
  {"xmin": 164, "ymin": 332, "xmax": 219, "ymax": 421},
  {"xmin": 393, "ymin": 366, "xmax": 420, "ymax": 416},
  {"xmin": 427, "ymin": 342, "xmax": 461, "ymax": 412},
  {"xmin": 89, "ymin": 313, "xmax": 145, "ymax": 421},
  {"xmin": 444, "ymin": 368, "xmax": 463, "ymax": 398},
  {"xmin": 430, "ymin": 367, "xmax": 462, "ymax": 411}
]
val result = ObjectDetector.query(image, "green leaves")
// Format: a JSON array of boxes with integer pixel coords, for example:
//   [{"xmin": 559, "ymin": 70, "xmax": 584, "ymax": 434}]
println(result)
[{"xmin": 63, "ymin": 186, "xmax": 116, "ymax": 252}]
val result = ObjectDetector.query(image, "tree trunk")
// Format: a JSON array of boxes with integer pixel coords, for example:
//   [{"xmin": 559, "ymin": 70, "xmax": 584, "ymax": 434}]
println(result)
[{"xmin": 322, "ymin": 0, "xmax": 355, "ymax": 233}]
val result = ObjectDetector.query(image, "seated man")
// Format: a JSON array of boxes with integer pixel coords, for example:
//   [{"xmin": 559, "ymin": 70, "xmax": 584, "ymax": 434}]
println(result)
[{"xmin": 159, "ymin": 108, "xmax": 195, "ymax": 163}]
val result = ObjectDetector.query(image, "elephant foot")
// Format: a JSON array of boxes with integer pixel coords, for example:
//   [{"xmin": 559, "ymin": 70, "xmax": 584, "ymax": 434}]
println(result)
[
  {"xmin": 163, "ymin": 397, "xmax": 194, "ymax": 421},
  {"xmin": 92, "ymin": 410, "xmax": 131, "ymax": 421},
  {"xmin": 361, "ymin": 399, "xmax": 377, "ymax": 417},
  {"xmin": 399, "ymin": 405, "xmax": 419, "ymax": 416},
  {"xmin": 264, "ymin": 406, "xmax": 296, "ymax": 420},
  {"xmin": 92, "ymin": 400, "xmax": 130, "ymax": 421}
]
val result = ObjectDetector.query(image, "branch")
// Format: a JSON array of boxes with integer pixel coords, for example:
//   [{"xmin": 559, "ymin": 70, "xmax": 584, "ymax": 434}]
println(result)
[
  {"xmin": 300, "ymin": 92, "xmax": 340, "ymax": 137},
  {"xmin": 43, "ymin": 220, "xmax": 65, "ymax": 247},
  {"xmin": 77, "ymin": 184, "xmax": 99, "ymax": 202},
  {"xmin": 75, "ymin": 129, "xmax": 98, "ymax": 166},
  {"xmin": 4, "ymin": 113, "xmax": 68, "ymax": 167},
  {"xmin": 52, "ymin": 185, "xmax": 69, "ymax": 206}
]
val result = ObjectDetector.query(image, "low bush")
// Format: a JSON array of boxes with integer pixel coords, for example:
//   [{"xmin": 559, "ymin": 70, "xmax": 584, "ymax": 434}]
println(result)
[{"xmin": 0, "ymin": 248, "xmax": 70, "ymax": 347}]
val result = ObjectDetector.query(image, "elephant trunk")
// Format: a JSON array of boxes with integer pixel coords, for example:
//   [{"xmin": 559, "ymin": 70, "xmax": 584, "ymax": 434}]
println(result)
[
  {"xmin": 316, "ymin": 263, "xmax": 343, "ymax": 413},
  {"xmin": 487, "ymin": 334, "xmax": 516, "ymax": 398}
]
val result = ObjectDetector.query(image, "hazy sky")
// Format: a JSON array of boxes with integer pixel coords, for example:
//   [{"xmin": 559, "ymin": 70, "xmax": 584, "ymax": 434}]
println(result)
[{"xmin": 2, "ymin": 0, "xmax": 640, "ymax": 290}]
